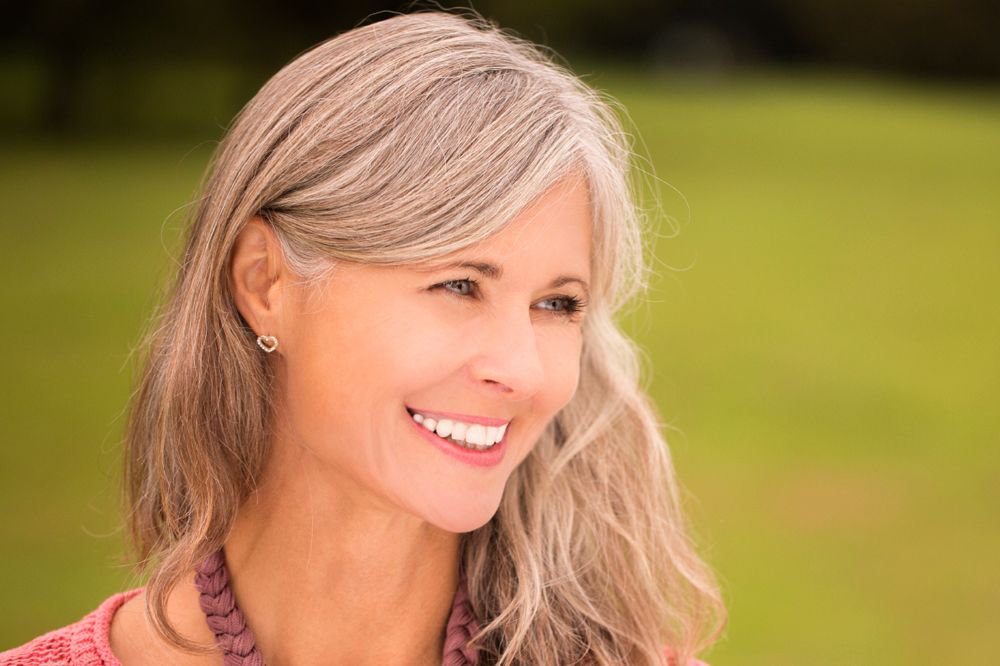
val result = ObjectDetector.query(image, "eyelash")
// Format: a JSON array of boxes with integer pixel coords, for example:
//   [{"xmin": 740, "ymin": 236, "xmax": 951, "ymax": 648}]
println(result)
[{"xmin": 433, "ymin": 277, "xmax": 588, "ymax": 321}]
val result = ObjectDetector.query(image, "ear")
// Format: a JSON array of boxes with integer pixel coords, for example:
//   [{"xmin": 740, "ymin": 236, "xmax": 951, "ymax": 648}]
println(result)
[{"xmin": 230, "ymin": 216, "xmax": 287, "ymax": 342}]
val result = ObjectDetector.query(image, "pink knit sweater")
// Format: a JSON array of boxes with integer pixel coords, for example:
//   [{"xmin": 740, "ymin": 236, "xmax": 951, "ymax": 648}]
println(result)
[
  {"xmin": 0, "ymin": 585, "xmax": 480, "ymax": 665},
  {"xmin": 0, "ymin": 589, "xmax": 707, "ymax": 665},
  {"xmin": 0, "ymin": 589, "xmax": 141, "ymax": 666}
]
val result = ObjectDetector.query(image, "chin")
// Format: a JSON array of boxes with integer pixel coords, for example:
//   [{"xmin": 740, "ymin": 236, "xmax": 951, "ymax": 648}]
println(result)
[{"xmin": 424, "ymin": 492, "xmax": 503, "ymax": 534}]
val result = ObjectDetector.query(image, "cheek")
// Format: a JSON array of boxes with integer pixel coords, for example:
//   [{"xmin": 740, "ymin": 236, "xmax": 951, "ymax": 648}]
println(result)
[
  {"xmin": 279, "ymin": 305, "xmax": 408, "ymax": 446},
  {"xmin": 285, "ymin": 301, "xmax": 462, "ymax": 426},
  {"xmin": 539, "ymin": 330, "xmax": 584, "ymax": 414}
]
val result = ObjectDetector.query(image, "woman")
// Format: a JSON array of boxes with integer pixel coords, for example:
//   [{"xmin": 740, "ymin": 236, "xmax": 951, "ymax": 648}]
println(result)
[{"xmin": 2, "ymin": 10, "xmax": 725, "ymax": 665}]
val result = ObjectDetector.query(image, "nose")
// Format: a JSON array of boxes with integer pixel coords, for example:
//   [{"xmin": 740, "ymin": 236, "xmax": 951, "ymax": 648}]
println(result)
[{"xmin": 467, "ymin": 306, "xmax": 545, "ymax": 401}]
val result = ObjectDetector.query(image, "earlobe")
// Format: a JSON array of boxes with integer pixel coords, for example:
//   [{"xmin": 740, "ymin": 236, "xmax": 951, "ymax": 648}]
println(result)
[{"xmin": 230, "ymin": 216, "xmax": 284, "ymax": 337}]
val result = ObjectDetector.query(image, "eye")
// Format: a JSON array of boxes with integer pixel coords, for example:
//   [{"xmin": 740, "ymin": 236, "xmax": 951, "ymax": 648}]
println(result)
[
  {"xmin": 537, "ymin": 295, "xmax": 587, "ymax": 320},
  {"xmin": 431, "ymin": 277, "xmax": 588, "ymax": 322},
  {"xmin": 436, "ymin": 277, "xmax": 478, "ymax": 297}
]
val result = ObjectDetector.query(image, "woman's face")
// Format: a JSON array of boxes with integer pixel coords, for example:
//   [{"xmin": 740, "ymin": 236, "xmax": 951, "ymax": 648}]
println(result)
[{"xmin": 276, "ymin": 175, "xmax": 592, "ymax": 532}]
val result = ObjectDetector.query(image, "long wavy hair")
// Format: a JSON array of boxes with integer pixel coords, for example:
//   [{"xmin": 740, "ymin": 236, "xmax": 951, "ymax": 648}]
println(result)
[{"xmin": 123, "ymin": 9, "xmax": 725, "ymax": 665}]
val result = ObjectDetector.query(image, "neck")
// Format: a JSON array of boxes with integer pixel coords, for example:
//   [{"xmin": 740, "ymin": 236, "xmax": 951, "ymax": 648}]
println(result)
[{"xmin": 222, "ymin": 424, "xmax": 462, "ymax": 666}]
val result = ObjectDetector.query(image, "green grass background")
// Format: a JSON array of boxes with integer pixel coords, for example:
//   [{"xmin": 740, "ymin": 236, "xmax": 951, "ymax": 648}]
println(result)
[{"xmin": 1, "ymin": 69, "xmax": 997, "ymax": 665}]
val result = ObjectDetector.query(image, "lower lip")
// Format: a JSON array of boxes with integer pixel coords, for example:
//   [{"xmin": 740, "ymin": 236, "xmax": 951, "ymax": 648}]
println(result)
[{"xmin": 407, "ymin": 409, "xmax": 507, "ymax": 468}]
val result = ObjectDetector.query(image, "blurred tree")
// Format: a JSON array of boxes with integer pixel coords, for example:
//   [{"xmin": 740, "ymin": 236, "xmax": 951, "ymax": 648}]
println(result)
[
  {"xmin": 770, "ymin": 0, "xmax": 1000, "ymax": 78},
  {"xmin": 1, "ymin": 0, "xmax": 997, "ymax": 134}
]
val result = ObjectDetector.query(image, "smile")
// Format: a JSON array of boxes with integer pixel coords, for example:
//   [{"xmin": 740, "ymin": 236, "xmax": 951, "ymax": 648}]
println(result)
[
  {"xmin": 407, "ymin": 408, "xmax": 508, "ymax": 450},
  {"xmin": 405, "ymin": 406, "xmax": 510, "ymax": 467}
]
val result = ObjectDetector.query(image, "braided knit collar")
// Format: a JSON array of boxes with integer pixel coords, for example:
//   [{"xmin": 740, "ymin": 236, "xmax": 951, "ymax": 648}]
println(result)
[{"xmin": 195, "ymin": 550, "xmax": 479, "ymax": 665}]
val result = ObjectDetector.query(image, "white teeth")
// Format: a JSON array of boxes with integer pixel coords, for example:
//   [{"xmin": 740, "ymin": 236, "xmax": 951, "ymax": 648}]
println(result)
[
  {"xmin": 465, "ymin": 424, "xmax": 486, "ymax": 446},
  {"xmin": 435, "ymin": 419, "xmax": 453, "ymax": 438},
  {"xmin": 408, "ymin": 409, "xmax": 509, "ymax": 451}
]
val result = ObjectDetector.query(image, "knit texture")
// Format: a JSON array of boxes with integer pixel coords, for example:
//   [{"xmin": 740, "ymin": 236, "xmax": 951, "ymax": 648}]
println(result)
[
  {"xmin": 191, "ymin": 549, "xmax": 480, "ymax": 665},
  {"xmin": 195, "ymin": 551, "xmax": 265, "ymax": 666},
  {"xmin": 0, "ymin": 588, "xmax": 141, "ymax": 665},
  {"xmin": 442, "ymin": 565, "xmax": 480, "ymax": 665},
  {"xmin": 1, "ymin": 581, "xmax": 707, "ymax": 665},
  {"xmin": 0, "ymin": 559, "xmax": 482, "ymax": 666}
]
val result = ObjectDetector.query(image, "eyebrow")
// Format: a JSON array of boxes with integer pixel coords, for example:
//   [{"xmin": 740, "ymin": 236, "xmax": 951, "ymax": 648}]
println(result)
[{"xmin": 420, "ymin": 260, "xmax": 590, "ymax": 297}]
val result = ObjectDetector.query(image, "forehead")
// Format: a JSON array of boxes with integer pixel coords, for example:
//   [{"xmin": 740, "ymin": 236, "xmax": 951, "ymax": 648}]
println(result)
[
  {"xmin": 417, "ymin": 175, "xmax": 593, "ymax": 275},
  {"xmin": 304, "ymin": 175, "xmax": 594, "ymax": 303}
]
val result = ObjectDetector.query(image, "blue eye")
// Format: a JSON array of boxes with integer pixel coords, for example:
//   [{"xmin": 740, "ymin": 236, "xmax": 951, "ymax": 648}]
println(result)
[
  {"xmin": 432, "ymin": 276, "xmax": 587, "ymax": 322},
  {"xmin": 537, "ymin": 296, "xmax": 586, "ymax": 316}
]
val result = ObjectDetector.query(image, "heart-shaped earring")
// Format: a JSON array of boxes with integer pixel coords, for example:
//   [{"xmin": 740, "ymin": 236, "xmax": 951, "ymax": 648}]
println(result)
[{"xmin": 256, "ymin": 335, "xmax": 279, "ymax": 353}]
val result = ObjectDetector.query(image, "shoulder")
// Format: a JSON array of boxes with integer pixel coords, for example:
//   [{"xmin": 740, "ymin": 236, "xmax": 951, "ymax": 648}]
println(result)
[{"xmin": 0, "ymin": 589, "xmax": 143, "ymax": 666}]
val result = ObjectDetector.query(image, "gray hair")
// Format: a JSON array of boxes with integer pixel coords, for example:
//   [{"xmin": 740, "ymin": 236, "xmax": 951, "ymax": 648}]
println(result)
[{"xmin": 124, "ymin": 10, "xmax": 725, "ymax": 665}]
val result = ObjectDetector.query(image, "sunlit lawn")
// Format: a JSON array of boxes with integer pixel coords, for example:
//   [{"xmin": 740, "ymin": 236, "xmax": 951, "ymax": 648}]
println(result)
[{"xmin": 1, "ymin": 69, "xmax": 997, "ymax": 665}]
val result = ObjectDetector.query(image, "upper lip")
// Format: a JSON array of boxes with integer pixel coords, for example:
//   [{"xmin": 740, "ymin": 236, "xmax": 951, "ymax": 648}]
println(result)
[{"xmin": 406, "ymin": 406, "xmax": 510, "ymax": 427}]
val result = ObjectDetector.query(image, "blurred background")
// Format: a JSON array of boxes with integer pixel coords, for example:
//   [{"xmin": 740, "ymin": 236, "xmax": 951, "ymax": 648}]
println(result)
[{"xmin": 1, "ymin": 1, "xmax": 997, "ymax": 664}]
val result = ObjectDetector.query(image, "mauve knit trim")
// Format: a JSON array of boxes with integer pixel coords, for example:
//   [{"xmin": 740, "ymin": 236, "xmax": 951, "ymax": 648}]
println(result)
[
  {"xmin": 442, "ymin": 565, "xmax": 480, "ymax": 665},
  {"xmin": 195, "ymin": 551, "xmax": 265, "ymax": 666},
  {"xmin": 0, "ymin": 587, "xmax": 707, "ymax": 665},
  {"xmin": 194, "ymin": 550, "xmax": 480, "ymax": 665}
]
